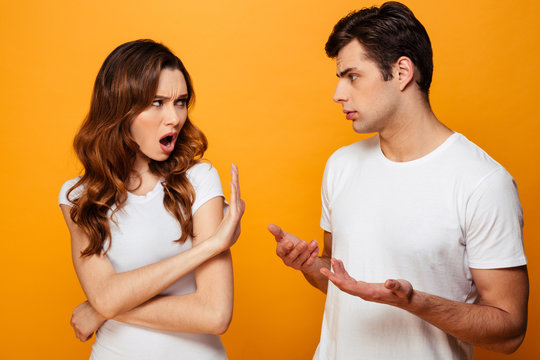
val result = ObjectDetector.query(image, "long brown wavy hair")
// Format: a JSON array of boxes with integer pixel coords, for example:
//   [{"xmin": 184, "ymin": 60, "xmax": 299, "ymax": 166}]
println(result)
[{"xmin": 68, "ymin": 39, "xmax": 208, "ymax": 257}]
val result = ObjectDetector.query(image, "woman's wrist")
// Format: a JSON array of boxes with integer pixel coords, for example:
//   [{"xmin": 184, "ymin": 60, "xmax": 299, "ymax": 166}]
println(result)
[{"xmin": 196, "ymin": 234, "xmax": 225, "ymax": 258}]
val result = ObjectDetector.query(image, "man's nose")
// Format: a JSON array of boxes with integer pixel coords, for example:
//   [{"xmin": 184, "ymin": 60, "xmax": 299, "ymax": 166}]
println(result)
[{"xmin": 333, "ymin": 81, "xmax": 348, "ymax": 103}]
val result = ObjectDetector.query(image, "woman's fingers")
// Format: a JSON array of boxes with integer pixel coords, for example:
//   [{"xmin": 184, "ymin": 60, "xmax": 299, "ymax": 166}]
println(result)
[
  {"xmin": 211, "ymin": 163, "xmax": 244, "ymax": 252},
  {"xmin": 229, "ymin": 166, "xmax": 237, "ymax": 209},
  {"xmin": 229, "ymin": 164, "xmax": 238, "ymax": 209},
  {"xmin": 232, "ymin": 163, "xmax": 240, "ymax": 199},
  {"xmin": 229, "ymin": 163, "xmax": 244, "ymax": 218}
]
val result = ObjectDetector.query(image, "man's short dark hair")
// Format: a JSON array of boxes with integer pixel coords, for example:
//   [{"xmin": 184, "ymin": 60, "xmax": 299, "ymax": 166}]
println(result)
[{"xmin": 325, "ymin": 1, "xmax": 433, "ymax": 96}]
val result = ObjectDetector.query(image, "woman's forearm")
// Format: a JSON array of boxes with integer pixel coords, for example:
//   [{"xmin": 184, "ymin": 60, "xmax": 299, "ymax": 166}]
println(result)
[
  {"xmin": 82, "ymin": 238, "xmax": 223, "ymax": 319},
  {"xmin": 114, "ymin": 292, "xmax": 231, "ymax": 335},
  {"xmin": 114, "ymin": 251, "xmax": 234, "ymax": 334}
]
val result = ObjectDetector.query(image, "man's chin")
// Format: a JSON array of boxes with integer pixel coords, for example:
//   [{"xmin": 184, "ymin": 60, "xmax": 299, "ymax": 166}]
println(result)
[{"xmin": 352, "ymin": 123, "xmax": 374, "ymax": 134}]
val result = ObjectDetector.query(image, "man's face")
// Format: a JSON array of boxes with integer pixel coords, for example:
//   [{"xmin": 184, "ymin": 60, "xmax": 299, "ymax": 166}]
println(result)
[{"xmin": 333, "ymin": 39, "xmax": 400, "ymax": 134}]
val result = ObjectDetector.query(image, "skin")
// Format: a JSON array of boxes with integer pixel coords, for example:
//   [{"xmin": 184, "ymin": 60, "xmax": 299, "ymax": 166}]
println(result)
[
  {"xmin": 129, "ymin": 68, "xmax": 188, "ymax": 194},
  {"xmin": 64, "ymin": 69, "xmax": 245, "ymax": 341},
  {"xmin": 270, "ymin": 39, "xmax": 528, "ymax": 354},
  {"xmin": 130, "ymin": 68, "xmax": 188, "ymax": 164}
]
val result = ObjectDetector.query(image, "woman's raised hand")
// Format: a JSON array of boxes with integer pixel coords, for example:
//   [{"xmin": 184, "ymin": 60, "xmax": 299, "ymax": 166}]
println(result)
[{"xmin": 210, "ymin": 164, "xmax": 245, "ymax": 253}]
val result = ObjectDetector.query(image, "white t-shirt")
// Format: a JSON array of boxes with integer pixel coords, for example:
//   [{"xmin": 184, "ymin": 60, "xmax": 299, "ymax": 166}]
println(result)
[
  {"xmin": 315, "ymin": 133, "xmax": 526, "ymax": 360},
  {"xmin": 59, "ymin": 162, "xmax": 228, "ymax": 360}
]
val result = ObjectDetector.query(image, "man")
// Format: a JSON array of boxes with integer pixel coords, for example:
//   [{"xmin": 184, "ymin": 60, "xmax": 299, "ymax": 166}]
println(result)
[{"xmin": 268, "ymin": 2, "xmax": 528, "ymax": 359}]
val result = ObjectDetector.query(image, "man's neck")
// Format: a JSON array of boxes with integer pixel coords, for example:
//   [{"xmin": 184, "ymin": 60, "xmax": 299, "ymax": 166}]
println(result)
[{"xmin": 378, "ymin": 102, "xmax": 453, "ymax": 162}]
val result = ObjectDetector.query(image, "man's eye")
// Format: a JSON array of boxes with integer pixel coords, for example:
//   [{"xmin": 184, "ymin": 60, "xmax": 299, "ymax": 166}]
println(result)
[
  {"xmin": 349, "ymin": 74, "xmax": 358, "ymax": 81},
  {"xmin": 152, "ymin": 100, "xmax": 163, "ymax": 107}
]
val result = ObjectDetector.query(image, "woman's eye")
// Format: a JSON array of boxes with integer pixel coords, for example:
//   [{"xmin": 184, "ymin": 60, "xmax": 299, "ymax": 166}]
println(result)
[
  {"xmin": 176, "ymin": 99, "xmax": 186, "ymax": 106},
  {"xmin": 152, "ymin": 100, "xmax": 163, "ymax": 107}
]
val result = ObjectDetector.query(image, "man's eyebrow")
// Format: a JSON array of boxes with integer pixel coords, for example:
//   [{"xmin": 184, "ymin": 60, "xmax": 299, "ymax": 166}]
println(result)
[{"xmin": 337, "ymin": 67, "xmax": 358, "ymax": 78}]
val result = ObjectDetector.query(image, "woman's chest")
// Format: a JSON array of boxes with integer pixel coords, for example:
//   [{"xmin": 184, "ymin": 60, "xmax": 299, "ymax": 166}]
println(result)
[{"xmin": 106, "ymin": 198, "xmax": 190, "ymax": 272}]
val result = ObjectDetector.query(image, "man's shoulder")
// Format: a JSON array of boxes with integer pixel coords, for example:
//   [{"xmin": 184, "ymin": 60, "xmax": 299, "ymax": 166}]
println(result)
[
  {"xmin": 447, "ymin": 133, "xmax": 506, "ymax": 177},
  {"xmin": 327, "ymin": 134, "xmax": 379, "ymax": 166}
]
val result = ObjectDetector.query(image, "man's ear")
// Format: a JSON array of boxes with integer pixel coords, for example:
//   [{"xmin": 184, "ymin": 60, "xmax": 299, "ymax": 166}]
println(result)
[{"xmin": 395, "ymin": 56, "xmax": 415, "ymax": 91}]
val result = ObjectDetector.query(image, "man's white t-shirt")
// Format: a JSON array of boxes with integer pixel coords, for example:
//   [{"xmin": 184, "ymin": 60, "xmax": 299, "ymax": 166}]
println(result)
[
  {"xmin": 59, "ymin": 162, "xmax": 228, "ymax": 360},
  {"xmin": 315, "ymin": 133, "xmax": 526, "ymax": 360}
]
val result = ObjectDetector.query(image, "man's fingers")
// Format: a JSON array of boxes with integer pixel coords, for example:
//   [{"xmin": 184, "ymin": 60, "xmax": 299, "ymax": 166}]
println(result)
[
  {"xmin": 385, "ymin": 279, "xmax": 397, "ymax": 290},
  {"xmin": 320, "ymin": 267, "xmax": 332, "ymax": 279},
  {"xmin": 321, "ymin": 268, "xmax": 360, "ymax": 295},
  {"xmin": 324, "ymin": 259, "xmax": 359, "ymax": 291},
  {"xmin": 278, "ymin": 240, "xmax": 314, "ymax": 269},
  {"xmin": 323, "ymin": 266, "xmax": 413, "ymax": 303},
  {"xmin": 291, "ymin": 242, "xmax": 318, "ymax": 267},
  {"xmin": 322, "ymin": 269, "xmax": 347, "ymax": 290},
  {"xmin": 268, "ymin": 224, "xmax": 286, "ymax": 241},
  {"xmin": 303, "ymin": 243, "xmax": 320, "ymax": 267},
  {"xmin": 321, "ymin": 260, "xmax": 340, "ymax": 280},
  {"xmin": 331, "ymin": 258, "xmax": 348, "ymax": 277},
  {"xmin": 384, "ymin": 279, "xmax": 412, "ymax": 300},
  {"xmin": 308, "ymin": 239, "xmax": 318, "ymax": 252},
  {"xmin": 285, "ymin": 241, "xmax": 308, "ymax": 263},
  {"xmin": 385, "ymin": 279, "xmax": 405, "ymax": 294},
  {"xmin": 276, "ymin": 241, "xmax": 293, "ymax": 257}
]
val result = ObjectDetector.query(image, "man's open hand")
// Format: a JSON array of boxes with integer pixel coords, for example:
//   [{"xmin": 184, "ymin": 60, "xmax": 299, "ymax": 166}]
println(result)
[{"xmin": 321, "ymin": 258, "xmax": 413, "ymax": 307}]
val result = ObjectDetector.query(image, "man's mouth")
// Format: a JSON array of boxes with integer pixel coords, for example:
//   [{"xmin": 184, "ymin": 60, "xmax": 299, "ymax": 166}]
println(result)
[{"xmin": 344, "ymin": 110, "xmax": 357, "ymax": 120}]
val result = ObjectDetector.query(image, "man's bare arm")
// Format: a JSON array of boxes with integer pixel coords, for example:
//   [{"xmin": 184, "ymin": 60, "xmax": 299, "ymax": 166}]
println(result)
[{"xmin": 322, "ymin": 259, "xmax": 528, "ymax": 354}]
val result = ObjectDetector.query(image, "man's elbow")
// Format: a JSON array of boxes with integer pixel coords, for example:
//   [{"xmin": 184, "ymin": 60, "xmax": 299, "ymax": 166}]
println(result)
[
  {"xmin": 486, "ymin": 326, "xmax": 527, "ymax": 355},
  {"xmin": 498, "ymin": 332, "xmax": 526, "ymax": 354}
]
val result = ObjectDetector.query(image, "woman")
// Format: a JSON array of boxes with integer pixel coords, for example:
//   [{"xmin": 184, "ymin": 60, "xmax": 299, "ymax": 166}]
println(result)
[{"xmin": 58, "ymin": 39, "xmax": 244, "ymax": 359}]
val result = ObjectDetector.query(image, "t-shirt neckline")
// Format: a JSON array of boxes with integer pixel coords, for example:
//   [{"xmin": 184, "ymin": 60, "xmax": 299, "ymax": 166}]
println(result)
[
  {"xmin": 127, "ymin": 179, "xmax": 163, "ymax": 202},
  {"xmin": 376, "ymin": 132, "xmax": 460, "ymax": 167}
]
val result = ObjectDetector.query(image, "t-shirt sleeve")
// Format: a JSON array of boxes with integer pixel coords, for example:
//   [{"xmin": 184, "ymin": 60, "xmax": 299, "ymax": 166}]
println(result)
[
  {"xmin": 465, "ymin": 167, "xmax": 526, "ymax": 269},
  {"xmin": 188, "ymin": 162, "xmax": 225, "ymax": 215},
  {"xmin": 320, "ymin": 157, "xmax": 333, "ymax": 233},
  {"xmin": 58, "ymin": 178, "xmax": 82, "ymax": 207}
]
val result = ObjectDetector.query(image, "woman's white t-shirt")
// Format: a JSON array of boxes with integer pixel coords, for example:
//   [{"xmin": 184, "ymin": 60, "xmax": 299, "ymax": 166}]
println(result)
[{"xmin": 59, "ymin": 163, "xmax": 227, "ymax": 360}]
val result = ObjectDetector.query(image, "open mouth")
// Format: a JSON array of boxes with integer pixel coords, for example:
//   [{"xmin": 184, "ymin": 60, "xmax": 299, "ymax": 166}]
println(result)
[
  {"xmin": 159, "ymin": 134, "xmax": 174, "ymax": 146},
  {"xmin": 159, "ymin": 133, "xmax": 177, "ymax": 153}
]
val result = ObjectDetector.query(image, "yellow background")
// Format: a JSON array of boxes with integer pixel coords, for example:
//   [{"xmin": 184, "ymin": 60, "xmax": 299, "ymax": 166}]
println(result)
[{"xmin": 1, "ymin": 0, "xmax": 539, "ymax": 358}]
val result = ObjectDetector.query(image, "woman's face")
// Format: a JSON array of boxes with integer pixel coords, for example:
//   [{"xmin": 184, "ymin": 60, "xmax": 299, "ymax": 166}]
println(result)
[{"xmin": 130, "ymin": 68, "xmax": 188, "ymax": 163}]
